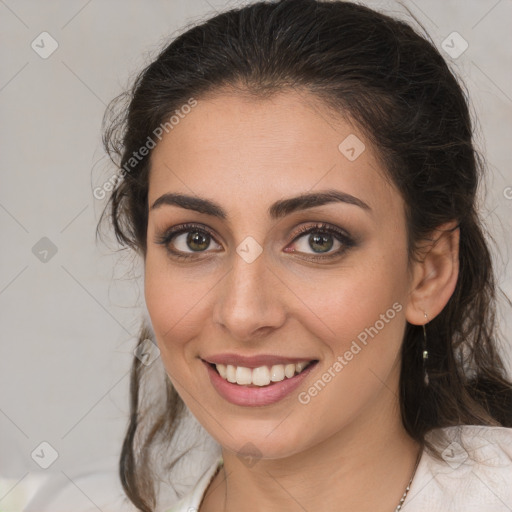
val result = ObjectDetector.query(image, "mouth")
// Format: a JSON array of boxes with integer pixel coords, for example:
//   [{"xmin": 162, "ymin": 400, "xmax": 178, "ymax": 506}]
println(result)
[
  {"xmin": 201, "ymin": 357, "xmax": 319, "ymax": 407},
  {"xmin": 206, "ymin": 360, "xmax": 318, "ymax": 387}
]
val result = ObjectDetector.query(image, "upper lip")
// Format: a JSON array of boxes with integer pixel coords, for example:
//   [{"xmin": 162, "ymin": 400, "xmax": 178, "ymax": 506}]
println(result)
[{"xmin": 202, "ymin": 353, "xmax": 317, "ymax": 368}]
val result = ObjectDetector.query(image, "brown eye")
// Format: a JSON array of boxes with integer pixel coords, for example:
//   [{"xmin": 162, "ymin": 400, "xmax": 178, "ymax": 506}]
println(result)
[
  {"xmin": 286, "ymin": 223, "xmax": 356, "ymax": 260},
  {"xmin": 184, "ymin": 231, "xmax": 211, "ymax": 252},
  {"xmin": 292, "ymin": 230, "xmax": 340, "ymax": 255},
  {"xmin": 155, "ymin": 223, "xmax": 222, "ymax": 259},
  {"xmin": 307, "ymin": 233, "xmax": 335, "ymax": 253}
]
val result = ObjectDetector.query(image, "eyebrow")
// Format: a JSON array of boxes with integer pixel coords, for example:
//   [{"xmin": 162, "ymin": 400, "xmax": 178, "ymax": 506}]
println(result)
[{"xmin": 150, "ymin": 189, "xmax": 371, "ymax": 220}]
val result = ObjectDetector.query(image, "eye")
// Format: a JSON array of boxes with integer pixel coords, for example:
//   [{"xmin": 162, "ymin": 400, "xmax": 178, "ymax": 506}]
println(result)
[
  {"xmin": 154, "ymin": 223, "xmax": 222, "ymax": 259},
  {"xmin": 286, "ymin": 223, "xmax": 355, "ymax": 260},
  {"xmin": 155, "ymin": 221, "xmax": 355, "ymax": 261}
]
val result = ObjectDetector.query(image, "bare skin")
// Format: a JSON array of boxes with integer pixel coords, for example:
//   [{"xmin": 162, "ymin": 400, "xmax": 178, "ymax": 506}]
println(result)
[{"xmin": 144, "ymin": 88, "xmax": 459, "ymax": 512}]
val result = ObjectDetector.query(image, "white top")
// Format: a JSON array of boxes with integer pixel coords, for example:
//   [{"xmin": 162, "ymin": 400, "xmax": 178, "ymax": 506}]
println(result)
[
  {"xmin": 165, "ymin": 425, "xmax": 512, "ymax": 512},
  {"xmin": 11, "ymin": 425, "xmax": 511, "ymax": 511}
]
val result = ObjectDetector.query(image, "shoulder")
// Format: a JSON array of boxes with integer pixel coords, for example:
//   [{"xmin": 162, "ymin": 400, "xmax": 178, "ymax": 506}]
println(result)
[
  {"xmin": 405, "ymin": 425, "xmax": 512, "ymax": 511},
  {"xmin": 163, "ymin": 427, "xmax": 512, "ymax": 511},
  {"xmin": 165, "ymin": 457, "xmax": 223, "ymax": 512}
]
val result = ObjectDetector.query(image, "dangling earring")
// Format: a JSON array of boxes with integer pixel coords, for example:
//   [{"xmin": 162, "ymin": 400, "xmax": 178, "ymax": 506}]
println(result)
[{"xmin": 422, "ymin": 312, "xmax": 429, "ymax": 386}]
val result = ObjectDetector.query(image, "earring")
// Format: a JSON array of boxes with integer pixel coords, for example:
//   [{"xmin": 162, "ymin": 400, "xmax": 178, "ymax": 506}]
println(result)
[{"xmin": 422, "ymin": 312, "xmax": 429, "ymax": 386}]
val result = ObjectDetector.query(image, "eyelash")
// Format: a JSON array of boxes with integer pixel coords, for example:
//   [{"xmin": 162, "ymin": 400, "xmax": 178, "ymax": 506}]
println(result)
[{"xmin": 154, "ymin": 222, "xmax": 355, "ymax": 261}]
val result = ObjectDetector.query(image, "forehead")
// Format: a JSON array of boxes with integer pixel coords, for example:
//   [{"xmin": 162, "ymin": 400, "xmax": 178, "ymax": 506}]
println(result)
[{"xmin": 148, "ymin": 89, "xmax": 401, "ymax": 221}]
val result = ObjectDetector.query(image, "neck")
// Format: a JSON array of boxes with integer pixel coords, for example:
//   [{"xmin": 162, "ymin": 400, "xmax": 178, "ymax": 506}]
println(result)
[{"xmin": 200, "ymin": 378, "xmax": 421, "ymax": 512}]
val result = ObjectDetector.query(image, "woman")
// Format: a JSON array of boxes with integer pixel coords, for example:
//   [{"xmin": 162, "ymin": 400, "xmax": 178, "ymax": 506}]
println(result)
[{"xmin": 99, "ymin": 1, "xmax": 512, "ymax": 510}]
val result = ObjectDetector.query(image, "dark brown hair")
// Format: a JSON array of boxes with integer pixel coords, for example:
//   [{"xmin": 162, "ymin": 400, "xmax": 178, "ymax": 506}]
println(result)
[{"xmin": 98, "ymin": 1, "xmax": 512, "ymax": 510}]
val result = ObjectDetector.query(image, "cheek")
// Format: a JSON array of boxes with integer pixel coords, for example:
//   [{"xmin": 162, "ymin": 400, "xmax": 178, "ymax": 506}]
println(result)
[
  {"xmin": 289, "ymin": 278, "xmax": 407, "ymax": 388},
  {"xmin": 302, "ymin": 241, "xmax": 409, "ymax": 400},
  {"xmin": 286, "ymin": 272, "xmax": 408, "ymax": 448},
  {"xmin": 288, "ymin": 241, "xmax": 409, "ymax": 355},
  {"xmin": 143, "ymin": 252, "xmax": 209, "ymax": 359}
]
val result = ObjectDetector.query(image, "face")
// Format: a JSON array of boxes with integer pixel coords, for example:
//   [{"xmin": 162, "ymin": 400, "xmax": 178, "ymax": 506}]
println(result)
[{"xmin": 144, "ymin": 89, "xmax": 413, "ymax": 460}]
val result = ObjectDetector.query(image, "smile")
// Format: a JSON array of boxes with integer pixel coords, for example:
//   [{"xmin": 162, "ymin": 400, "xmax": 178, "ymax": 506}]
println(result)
[
  {"xmin": 213, "ymin": 361, "xmax": 314, "ymax": 386},
  {"xmin": 202, "ymin": 357, "xmax": 319, "ymax": 406}
]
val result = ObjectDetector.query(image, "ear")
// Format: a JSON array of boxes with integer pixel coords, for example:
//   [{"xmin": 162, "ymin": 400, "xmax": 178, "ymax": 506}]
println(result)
[{"xmin": 405, "ymin": 221, "xmax": 460, "ymax": 325}]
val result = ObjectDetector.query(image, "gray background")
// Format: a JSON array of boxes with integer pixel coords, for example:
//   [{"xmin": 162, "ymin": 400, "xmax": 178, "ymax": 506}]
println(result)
[{"xmin": 1, "ymin": 0, "xmax": 511, "ymax": 510}]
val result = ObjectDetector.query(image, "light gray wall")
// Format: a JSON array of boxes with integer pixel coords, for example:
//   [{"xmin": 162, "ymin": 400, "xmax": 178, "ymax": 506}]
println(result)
[{"xmin": 1, "ymin": 1, "xmax": 511, "ymax": 510}]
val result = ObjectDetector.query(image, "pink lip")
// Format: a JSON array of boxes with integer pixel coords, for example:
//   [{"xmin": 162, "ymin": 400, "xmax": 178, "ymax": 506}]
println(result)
[
  {"xmin": 203, "ymin": 353, "xmax": 315, "ymax": 368},
  {"xmin": 203, "ymin": 359, "xmax": 318, "ymax": 407}
]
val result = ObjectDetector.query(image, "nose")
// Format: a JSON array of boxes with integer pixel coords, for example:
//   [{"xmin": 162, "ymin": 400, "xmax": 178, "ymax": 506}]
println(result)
[{"xmin": 212, "ymin": 250, "xmax": 287, "ymax": 341}]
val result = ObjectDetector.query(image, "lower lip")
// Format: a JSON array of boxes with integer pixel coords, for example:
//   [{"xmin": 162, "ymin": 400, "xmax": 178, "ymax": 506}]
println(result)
[{"xmin": 203, "ymin": 360, "xmax": 318, "ymax": 407}]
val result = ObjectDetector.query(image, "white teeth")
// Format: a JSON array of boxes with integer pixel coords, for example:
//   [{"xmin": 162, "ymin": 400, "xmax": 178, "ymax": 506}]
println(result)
[
  {"xmin": 284, "ymin": 364, "xmax": 295, "ymax": 378},
  {"xmin": 226, "ymin": 364, "xmax": 236, "ymax": 383},
  {"xmin": 216, "ymin": 363, "xmax": 227, "ymax": 379},
  {"xmin": 252, "ymin": 366, "xmax": 271, "ymax": 386},
  {"xmin": 215, "ymin": 361, "xmax": 312, "ymax": 386},
  {"xmin": 295, "ymin": 361, "xmax": 308, "ymax": 373},
  {"xmin": 270, "ymin": 364, "xmax": 285, "ymax": 382},
  {"xmin": 236, "ymin": 366, "xmax": 252, "ymax": 385}
]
